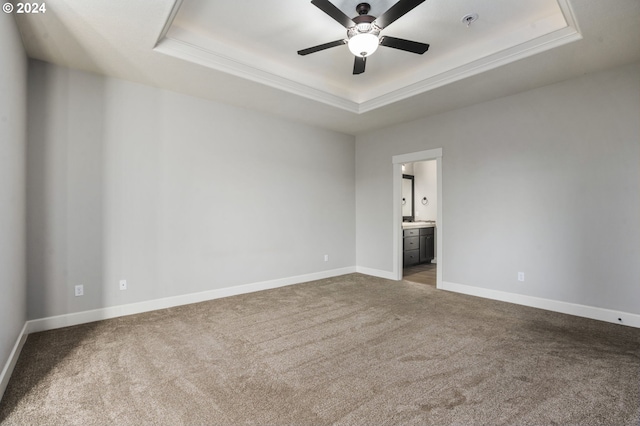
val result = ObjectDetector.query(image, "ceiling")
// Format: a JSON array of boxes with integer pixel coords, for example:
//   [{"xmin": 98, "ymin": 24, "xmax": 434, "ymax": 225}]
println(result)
[{"xmin": 13, "ymin": 0, "xmax": 640, "ymax": 135}]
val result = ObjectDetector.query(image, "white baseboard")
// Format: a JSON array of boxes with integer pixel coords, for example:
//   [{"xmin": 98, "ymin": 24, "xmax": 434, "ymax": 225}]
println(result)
[
  {"xmin": 441, "ymin": 281, "xmax": 640, "ymax": 328},
  {"xmin": 0, "ymin": 322, "xmax": 29, "ymax": 401},
  {"xmin": 355, "ymin": 266, "xmax": 397, "ymax": 280},
  {"xmin": 27, "ymin": 267, "xmax": 356, "ymax": 334}
]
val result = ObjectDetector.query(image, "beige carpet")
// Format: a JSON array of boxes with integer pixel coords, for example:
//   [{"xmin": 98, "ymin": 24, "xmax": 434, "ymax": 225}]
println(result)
[{"xmin": 1, "ymin": 274, "xmax": 639, "ymax": 425}]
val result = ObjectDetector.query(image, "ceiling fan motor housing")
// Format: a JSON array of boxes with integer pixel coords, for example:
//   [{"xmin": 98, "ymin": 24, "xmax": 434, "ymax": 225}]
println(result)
[{"xmin": 348, "ymin": 7, "xmax": 380, "ymax": 40}]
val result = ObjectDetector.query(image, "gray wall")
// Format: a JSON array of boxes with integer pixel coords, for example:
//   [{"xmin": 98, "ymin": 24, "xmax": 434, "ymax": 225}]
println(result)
[
  {"xmin": 27, "ymin": 60, "xmax": 355, "ymax": 319},
  {"xmin": 0, "ymin": 14, "xmax": 27, "ymax": 383},
  {"xmin": 356, "ymin": 63, "xmax": 640, "ymax": 314}
]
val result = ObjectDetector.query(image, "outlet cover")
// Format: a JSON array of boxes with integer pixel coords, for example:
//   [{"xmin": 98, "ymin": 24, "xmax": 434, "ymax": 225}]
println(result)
[
  {"xmin": 75, "ymin": 285, "xmax": 84, "ymax": 297},
  {"xmin": 119, "ymin": 279, "xmax": 127, "ymax": 290},
  {"xmin": 517, "ymin": 272, "xmax": 525, "ymax": 282},
  {"xmin": 324, "ymin": 255, "xmax": 329, "ymax": 262}
]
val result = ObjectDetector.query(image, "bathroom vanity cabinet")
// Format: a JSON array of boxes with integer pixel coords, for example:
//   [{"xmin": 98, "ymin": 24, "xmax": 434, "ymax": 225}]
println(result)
[{"xmin": 403, "ymin": 226, "xmax": 434, "ymax": 267}]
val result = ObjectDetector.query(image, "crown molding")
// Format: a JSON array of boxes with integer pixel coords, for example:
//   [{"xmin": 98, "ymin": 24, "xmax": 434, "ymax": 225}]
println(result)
[
  {"xmin": 359, "ymin": 25, "xmax": 582, "ymax": 113},
  {"xmin": 154, "ymin": 37, "xmax": 360, "ymax": 113}
]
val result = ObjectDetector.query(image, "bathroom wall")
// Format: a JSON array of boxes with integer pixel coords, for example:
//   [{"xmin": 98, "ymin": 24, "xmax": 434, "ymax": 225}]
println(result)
[{"xmin": 412, "ymin": 160, "xmax": 437, "ymax": 221}]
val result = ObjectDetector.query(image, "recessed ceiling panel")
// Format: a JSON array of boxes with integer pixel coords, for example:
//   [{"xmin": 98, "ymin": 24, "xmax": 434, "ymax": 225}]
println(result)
[{"xmin": 157, "ymin": 0, "xmax": 581, "ymax": 112}]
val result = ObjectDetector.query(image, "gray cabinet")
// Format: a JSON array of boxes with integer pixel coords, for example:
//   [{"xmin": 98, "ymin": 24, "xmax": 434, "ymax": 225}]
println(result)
[
  {"xmin": 419, "ymin": 227, "xmax": 434, "ymax": 263},
  {"xmin": 404, "ymin": 227, "xmax": 434, "ymax": 267}
]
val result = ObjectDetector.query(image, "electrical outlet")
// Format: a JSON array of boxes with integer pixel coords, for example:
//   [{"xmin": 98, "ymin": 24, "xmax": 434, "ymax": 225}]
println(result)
[
  {"xmin": 518, "ymin": 272, "xmax": 525, "ymax": 282},
  {"xmin": 324, "ymin": 254, "xmax": 329, "ymax": 262},
  {"xmin": 75, "ymin": 285, "xmax": 84, "ymax": 297},
  {"xmin": 119, "ymin": 279, "xmax": 127, "ymax": 290}
]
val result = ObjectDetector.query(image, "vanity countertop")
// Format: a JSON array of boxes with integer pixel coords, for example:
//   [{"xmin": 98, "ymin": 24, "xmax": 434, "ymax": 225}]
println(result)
[{"xmin": 402, "ymin": 221, "xmax": 436, "ymax": 229}]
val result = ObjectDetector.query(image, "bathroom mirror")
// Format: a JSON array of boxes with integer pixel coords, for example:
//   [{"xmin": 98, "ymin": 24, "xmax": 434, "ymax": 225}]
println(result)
[{"xmin": 402, "ymin": 174, "xmax": 414, "ymax": 221}]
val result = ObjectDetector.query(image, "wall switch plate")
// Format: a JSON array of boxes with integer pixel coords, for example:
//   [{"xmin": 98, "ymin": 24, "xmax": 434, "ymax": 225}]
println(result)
[
  {"xmin": 324, "ymin": 255, "xmax": 329, "ymax": 262},
  {"xmin": 518, "ymin": 272, "xmax": 525, "ymax": 282},
  {"xmin": 119, "ymin": 279, "xmax": 127, "ymax": 290},
  {"xmin": 75, "ymin": 285, "xmax": 84, "ymax": 296}
]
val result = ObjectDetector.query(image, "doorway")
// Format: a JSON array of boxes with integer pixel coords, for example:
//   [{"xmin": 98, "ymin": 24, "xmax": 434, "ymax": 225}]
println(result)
[
  {"xmin": 392, "ymin": 148, "xmax": 442, "ymax": 288},
  {"xmin": 402, "ymin": 160, "xmax": 437, "ymax": 286}
]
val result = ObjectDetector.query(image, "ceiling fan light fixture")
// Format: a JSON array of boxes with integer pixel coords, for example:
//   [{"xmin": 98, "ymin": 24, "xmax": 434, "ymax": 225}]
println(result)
[
  {"xmin": 299, "ymin": 0, "xmax": 430, "ymax": 74},
  {"xmin": 348, "ymin": 33, "xmax": 379, "ymax": 57}
]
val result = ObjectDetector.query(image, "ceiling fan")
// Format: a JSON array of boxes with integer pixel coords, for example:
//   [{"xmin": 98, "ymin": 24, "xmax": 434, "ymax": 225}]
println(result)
[{"xmin": 298, "ymin": 0, "xmax": 430, "ymax": 75}]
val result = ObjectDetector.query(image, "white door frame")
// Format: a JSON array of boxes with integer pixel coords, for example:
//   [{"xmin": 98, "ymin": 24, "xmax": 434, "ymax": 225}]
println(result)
[{"xmin": 392, "ymin": 148, "xmax": 443, "ymax": 287}]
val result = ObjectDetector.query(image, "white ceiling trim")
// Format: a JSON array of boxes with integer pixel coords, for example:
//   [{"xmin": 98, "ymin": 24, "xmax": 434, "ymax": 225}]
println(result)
[
  {"xmin": 154, "ymin": 0, "xmax": 582, "ymax": 115},
  {"xmin": 153, "ymin": 0, "xmax": 359, "ymax": 113},
  {"xmin": 154, "ymin": 37, "xmax": 361, "ymax": 113},
  {"xmin": 360, "ymin": 24, "xmax": 582, "ymax": 113}
]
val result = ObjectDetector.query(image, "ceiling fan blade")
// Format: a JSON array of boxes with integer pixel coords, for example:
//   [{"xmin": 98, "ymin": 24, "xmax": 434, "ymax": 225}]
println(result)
[
  {"xmin": 380, "ymin": 36, "xmax": 429, "ymax": 54},
  {"xmin": 353, "ymin": 56, "xmax": 366, "ymax": 75},
  {"xmin": 311, "ymin": 0, "xmax": 354, "ymax": 28},
  {"xmin": 298, "ymin": 39, "xmax": 347, "ymax": 56},
  {"xmin": 374, "ymin": 0, "xmax": 426, "ymax": 29}
]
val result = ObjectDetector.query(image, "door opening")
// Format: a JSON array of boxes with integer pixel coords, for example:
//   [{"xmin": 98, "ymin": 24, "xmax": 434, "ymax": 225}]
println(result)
[
  {"xmin": 401, "ymin": 160, "xmax": 437, "ymax": 286},
  {"xmin": 392, "ymin": 148, "xmax": 442, "ymax": 288}
]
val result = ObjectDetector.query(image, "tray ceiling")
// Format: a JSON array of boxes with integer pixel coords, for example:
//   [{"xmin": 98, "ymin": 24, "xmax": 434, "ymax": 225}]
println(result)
[{"xmin": 159, "ymin": 0, "xmax": 580, "ymax": 113}]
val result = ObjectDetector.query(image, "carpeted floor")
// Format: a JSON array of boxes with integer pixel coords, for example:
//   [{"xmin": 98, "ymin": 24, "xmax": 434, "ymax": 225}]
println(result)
[{"xmin": 1, "ymin": 273, "xmax": 639, "ymax": 425}]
